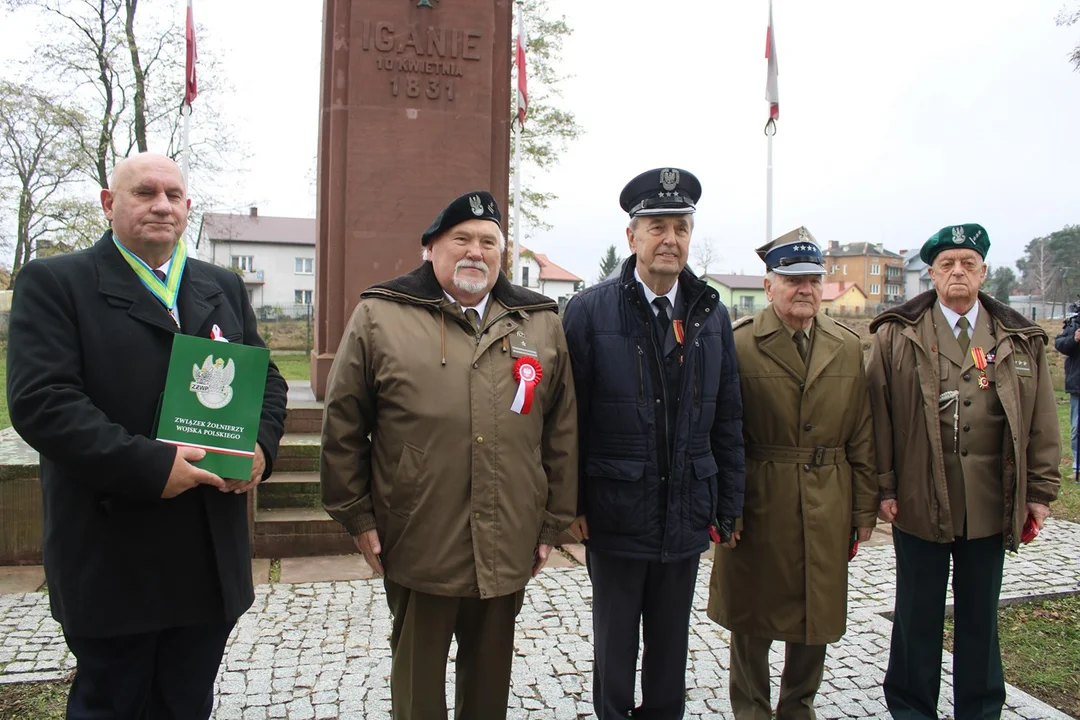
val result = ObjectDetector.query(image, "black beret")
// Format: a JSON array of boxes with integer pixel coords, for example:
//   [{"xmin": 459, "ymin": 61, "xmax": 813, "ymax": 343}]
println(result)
[
  {"xmin": 421, "ymin": 191, "xmax": 502, "ymax": 246},
  {"xmin": 619, "ymin": 167, "xmax": 701, "ymax": 217}
]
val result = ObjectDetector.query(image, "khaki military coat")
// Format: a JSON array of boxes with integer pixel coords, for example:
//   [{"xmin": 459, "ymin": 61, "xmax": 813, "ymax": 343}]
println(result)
[
  {"xmin": 707, "ymin": 306, "xmax": 877, "ymax": 645},
  {"xmin": 867, "ymin": 291, "xmax": 1060, "ymax": 550},
  {"xmin": 319, "ymin": 263, "xmax": 578, "ymax": 599}
]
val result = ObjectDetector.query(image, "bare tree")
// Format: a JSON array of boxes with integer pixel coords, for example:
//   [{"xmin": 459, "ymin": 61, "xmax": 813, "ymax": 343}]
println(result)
[
  {"xmin": 693, "ymin": 236, "xmax": 717, "ymax": 277},
  {"xmin": 0, "ymin": 80, "xmax": 90, "ymax": 283}
]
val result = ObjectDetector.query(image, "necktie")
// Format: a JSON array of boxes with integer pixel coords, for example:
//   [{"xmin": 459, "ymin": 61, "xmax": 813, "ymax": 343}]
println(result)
[
  {"xmin": 465, "ymin": 308, "xmax": 481, "ymax": 333},
  {"xmin": 793, "ymin": 329, "xmax": 809, "ymax": 363},
  {"xmin": 154, "ymin": 269, "xmax": 167, "ymax": 282},
  {"xmin": 652, "ymin": 297, "xmax": 671, "ymax": 345},
  {"xmin": 957, "ymin": 317, "xmax": 970, "ymax": 354}
]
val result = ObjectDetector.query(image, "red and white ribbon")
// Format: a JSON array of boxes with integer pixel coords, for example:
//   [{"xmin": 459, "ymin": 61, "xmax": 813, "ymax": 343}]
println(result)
[
  {"xmin": 510, "ymin": 357, "xmax": 542, "ymax": 415},
  {"xmin": 210, "ymin": 324, "xmax": 228, "ymax": 342}
]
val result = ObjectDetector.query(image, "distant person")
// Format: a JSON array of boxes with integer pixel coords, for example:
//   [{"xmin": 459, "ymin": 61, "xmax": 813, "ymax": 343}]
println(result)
[
  {"xmin": 707, "ymin": 227, "xmax": 877, "ymax": 720},
  {"xmin": 563, "ymin": 167, "xmax": 745, "ymax": 720},
  {"xmin": 6, "ymin": 152, "xmax": 288, "ymax": 719},
  {"xmin": 319, "ymin": 190, "xmax": 578, "ymax": 720},
  {"xmin": 1054, "ymin": 304, "xmax": 1080, "ymax": 468},
  {"xmin": 867, "ymin": 223, "xmax": 1060, "ymax": 720}
]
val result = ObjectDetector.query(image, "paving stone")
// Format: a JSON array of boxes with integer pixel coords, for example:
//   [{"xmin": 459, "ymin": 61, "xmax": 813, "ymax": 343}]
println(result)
[{"xmin": 0, "ymin": 567, "xmax": 46, "ymax": 595}]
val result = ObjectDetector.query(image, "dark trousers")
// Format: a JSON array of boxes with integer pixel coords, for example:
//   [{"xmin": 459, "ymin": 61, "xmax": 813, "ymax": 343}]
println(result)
[
  {"xmin": 884, "ymin": 528, "xmax": 1006, "ymax": 720},
  {"xmin": 729, "ymin": 633, "xmax": 827, "ymax": 720},
  {"xmin": 384, "ymin": 578, "xmax": 525, "ymax": 720},
  {"xmin": 587, "ymin": 549, "xmax": 701, "ymax": 720},
  {"xmin": 63, "ymin": 620, "xmax": 235, "ymax": 720}
]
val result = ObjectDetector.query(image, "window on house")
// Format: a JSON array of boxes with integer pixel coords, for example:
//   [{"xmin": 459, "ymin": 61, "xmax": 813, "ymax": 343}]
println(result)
[
  {"xmin": 842, "ymin": 265, "xmax": 848, "ymax": 275},
  {"xmin": 870, "ymin": 263, "xmax": 881, "ymax": 275},
  {"xmin": 232, "ymin": 256, "xmax": 254, "ymax": 272},
  {"xmin": 294, "ymin": 290, "xmax": 313, "ymax": 305},
  {"xmin": 295, "ymin": 257, "xmax": 313, "ymax": 274},
  {"xmin": 870, "ymin": 284, "xmax": 881, "ymax": 295},
  {"xmin": 522, "ymin": 266, "xmax": 530, "ymax": 287},
  {"xmin": 740, "ymin": 295, "xmax": 755, "ymax": 309},
  {"xmin": 886, "ymin": 284, "xmax": 900, "ymax": 295}
]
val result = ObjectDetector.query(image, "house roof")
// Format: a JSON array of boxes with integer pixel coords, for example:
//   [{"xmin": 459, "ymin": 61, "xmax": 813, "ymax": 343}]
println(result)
[
  {"xmin": 521, "ymin": 247, "xmax": 582, "ymax": 283},
  {"xmin": 821, "ymin": 282, "xmax": 867, "ymax": 301},
  {"xmin": 704, "ymin": 273, "xmax": 766, "ymax": 290},
  {"xmin": 823, "ymin": 242, "xmax": 904, "ymax": 260},
  {"xmin": 198, "ymin": 212, "xmax": 315, "ymax": 247}
]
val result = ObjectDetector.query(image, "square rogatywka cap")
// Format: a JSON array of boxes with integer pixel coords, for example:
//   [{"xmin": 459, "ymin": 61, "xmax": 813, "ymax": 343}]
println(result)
[{"xmin": 755, "ymin": 226, "xmax": 826, "ymax": 276}]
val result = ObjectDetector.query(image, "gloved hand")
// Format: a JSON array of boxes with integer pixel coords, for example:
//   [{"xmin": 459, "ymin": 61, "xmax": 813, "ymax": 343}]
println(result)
[{"xmin": 714, "ymin": 516, "xmax": 736, "ymax": 544}]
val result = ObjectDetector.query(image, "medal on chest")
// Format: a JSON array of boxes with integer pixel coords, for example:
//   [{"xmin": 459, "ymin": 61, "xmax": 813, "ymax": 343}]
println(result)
[
  {"xmin": 510, "ymin": 356, "xmax": 542, "ymax": 415},
  {"xmin": 673, "ymin": 319, "xmax": 685, "ymax": 365},
  {"xmin": 971, "ymin": 347, "xmax": 989, "ymax": 389}
]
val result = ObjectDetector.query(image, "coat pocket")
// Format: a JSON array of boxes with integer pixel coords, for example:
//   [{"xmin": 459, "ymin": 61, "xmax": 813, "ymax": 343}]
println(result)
[
  {"xmin": 687, "ymin": 454, "xmax": 718, "ymax": 531},
  {"xmin": 389, "ymin": 443, "xmax": 425, "ymax": 519},
  {"xmin": 585, "ymin": 456, "xmax": 647, "ymax": 536}
]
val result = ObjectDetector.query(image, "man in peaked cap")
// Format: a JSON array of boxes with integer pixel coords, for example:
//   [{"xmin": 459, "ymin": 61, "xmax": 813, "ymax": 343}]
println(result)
[
  {"xmin": 867, "ymin": 223, "xmax": 1059, "ymax": 719},
  {"xmin": 707, "ymin": 227, "xmax": 877, "ymax": 719},
  {"xmin": 563, "ymin": 167, "xmax": 745, "ymax": 719},
  {"xmin": 320, "ymin": 190, "xmax": 578, "ymax": 720}
]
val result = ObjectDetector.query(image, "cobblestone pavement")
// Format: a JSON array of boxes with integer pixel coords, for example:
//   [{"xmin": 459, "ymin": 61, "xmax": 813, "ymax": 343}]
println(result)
[{"xmin": 2, "ymin": 519, "xmax": 1078, "ymax": 719}]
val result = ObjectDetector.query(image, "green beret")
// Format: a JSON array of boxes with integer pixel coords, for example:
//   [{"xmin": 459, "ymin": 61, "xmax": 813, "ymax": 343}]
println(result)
[{"xmin": 920, "ymin": 223, "xmax": 990, "ymax": 265}]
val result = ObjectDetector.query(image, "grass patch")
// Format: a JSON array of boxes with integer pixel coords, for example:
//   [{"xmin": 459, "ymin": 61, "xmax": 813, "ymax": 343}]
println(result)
[
  {"xmin": 269, "ymin": 559, "xmax": 281, "ymax": 584},
  {"xmin": 1054, "ymin": 392, "xmax": 1080, "ymax": 523},
  {"xmin": 944, "ymin": 594, "xmax": 1080, "ymax": 718},
  {"xmin": 0, "ymin": 344, "xmax": 9, "ymax": 430},
  {"xmin": 0, "ymin": 675, "xmax": 71, "ymax": 719},
  {"xmin": 270, "ymin": 353, "xmax": 310, "ymax": 382}
]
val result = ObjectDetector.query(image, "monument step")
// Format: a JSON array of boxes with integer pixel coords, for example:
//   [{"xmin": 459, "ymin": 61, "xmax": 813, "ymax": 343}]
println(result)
[
  {"xmin": 253, "ymin": 507, "xmax": 353, "ymax": 558},
  {"xmin": 272, "ymin": 434, "xmax": 321, "ymax": 473},
  {"xmin": 258, "ymin": 472, "xmax": 321, "ymax": 510},
  {"xmin": 283, "ymin": 405, "xmax": 322, "ymax": 436}
]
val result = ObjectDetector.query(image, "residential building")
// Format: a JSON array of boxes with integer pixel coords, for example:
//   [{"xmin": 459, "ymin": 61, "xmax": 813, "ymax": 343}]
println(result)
[
  {"xmin": 820, "ymin": 281, "xmax": 867, "ymax": 315},
  {"xmin": 1009, "ymin": 295, "xmax": 1059, "ymax": 322},
  {"xmin": 703, "ymin": 274, "xmax": 767, "ymax": 317},
  {"xmin": 519, "ymin": 247, "xmax": 584, "ymax": 310},
  {"xmin": 822, "ymin": 241, "xmax": 905, "ymax": 309},
  {"xmin": 196, "ymin": 209, "xmax": 316, "ymax": 317},
  {"xmin": 900, "ymin": 250, "xmax": 932, "ymax": 300}
]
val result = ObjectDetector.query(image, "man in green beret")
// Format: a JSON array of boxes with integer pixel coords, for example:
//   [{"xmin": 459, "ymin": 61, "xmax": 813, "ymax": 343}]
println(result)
[{"xmin": 867, "ymin": 223, "xmax": 1060, "ymax": 719}]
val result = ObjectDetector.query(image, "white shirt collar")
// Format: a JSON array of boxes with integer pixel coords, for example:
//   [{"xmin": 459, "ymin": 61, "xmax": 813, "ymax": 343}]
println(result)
[
  {"xmin": 634, "ymin": 267, "xmax": 678, "ymax": 314},
  {"xmin": 938, "ymin": 300, "xmax": 979, "ymax": 338},
  {"xmin": 444, "ymin": 291, "xmax": 490, "ymax": 320},
  {"xmin": 156, "ymin": 257, "xmax": 172, "ymax": 276}
]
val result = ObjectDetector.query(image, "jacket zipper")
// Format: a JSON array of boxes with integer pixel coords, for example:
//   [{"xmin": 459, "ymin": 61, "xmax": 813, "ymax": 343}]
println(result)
[{"xmin": 636, "ymin": 344, "xmax": 646, "ymax": 403}]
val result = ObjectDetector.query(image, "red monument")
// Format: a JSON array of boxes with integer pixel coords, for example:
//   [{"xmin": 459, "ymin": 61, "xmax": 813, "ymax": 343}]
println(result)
[{"xmin": 312, "ymin": 0, "xmax": 513, "ymax": 399}]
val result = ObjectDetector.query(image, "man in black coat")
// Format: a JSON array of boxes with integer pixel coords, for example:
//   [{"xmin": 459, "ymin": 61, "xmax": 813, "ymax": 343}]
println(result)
[
  {"xmin": 1054, "ymin": 305, "xmax": 1080, "ymax": 468},
  {"xmin": 562, "ymin": 167, "xmax": 745, "ymax": 720},
  {"xmin": 6, "ymin": 152, "xmax": 288, "ymax": 720}
]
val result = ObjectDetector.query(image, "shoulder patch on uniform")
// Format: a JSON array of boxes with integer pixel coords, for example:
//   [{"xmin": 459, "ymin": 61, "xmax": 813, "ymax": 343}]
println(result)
[
  {"xmin": 830, "ymin": 318, "xmax": 861, "ymax": 338},
  {"xmin": 732, "ymin": 315, "xmax": 754, "ymax": 331}
]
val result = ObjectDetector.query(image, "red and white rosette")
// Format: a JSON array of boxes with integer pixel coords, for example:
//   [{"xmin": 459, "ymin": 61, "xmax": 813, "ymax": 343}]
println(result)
[
  {"xmin": 510, "ymin": 357, "xmax": 542, "ymax": 415},
  {"xmin": 210, "ymin": 324, "xmax": 228, "ymax": 342}
]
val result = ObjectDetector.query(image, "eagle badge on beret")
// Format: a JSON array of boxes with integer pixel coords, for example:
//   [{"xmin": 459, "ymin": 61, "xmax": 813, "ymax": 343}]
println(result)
[
  {"xmin": 952, "ymin": 226, "xmax": 966, "ymax": 244},
  {"xmin": 469, "ymin": 195, "xmax": 484, "ymax": 216}
]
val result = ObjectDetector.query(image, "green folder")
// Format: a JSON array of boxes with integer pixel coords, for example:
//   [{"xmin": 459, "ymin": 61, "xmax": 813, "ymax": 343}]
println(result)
[{"xmin": 155, "ymin": 334, "xmax": 270, "ymax": 480}]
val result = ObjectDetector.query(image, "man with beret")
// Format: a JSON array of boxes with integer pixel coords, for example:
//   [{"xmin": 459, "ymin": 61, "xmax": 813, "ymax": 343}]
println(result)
[
  {"xmin": 563, "ymin": 167, "xmax": 745, "ymax": 719},
  {"xmin": 706, "ymin": 227, "xmax": 877, "ymax": 720},
  {"xmin": 319, "ymin": 190, "xmax": 578, "ymax": 720},
  {"xmin": 867, "ymin": 224, "xmax": 1060, "ymax": 719}
]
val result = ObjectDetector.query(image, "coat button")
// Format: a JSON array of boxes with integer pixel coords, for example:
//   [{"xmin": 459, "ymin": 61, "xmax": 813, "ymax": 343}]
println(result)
[
  {"xmin": 473, "ymin": 363, "xmax": 478, "ymax": 369},
  {"xmin": 656, "ymin": 398, "xmax": 662, "ymax": 404},
  {"xmin": 475, "ymin": 512, "xmax": 481, "ymax": 519},
  {"xmin": 803, "ymin": 464, "xmax": 811, "ymax": 471},
  {"xmin": 963, "ymin": 399, "xmax": 971, "ymax": 406},
  {"xmin": 476, "ymin": 436, "xmax": 484, "ymax": 444},
  {"xmin": 963, "ymin": 424, "xmax": 970, "ymax": 432},
  {"xmin": 804, "ymin": 423, "xmax": 812, "ymax": 431},
  {"xmin": 963, "ymin": 373, "xmax": 971, "ymax": 381},
  {"xmin": 961, "ymin": 449, "xmax": 968, "ymax": 457}
]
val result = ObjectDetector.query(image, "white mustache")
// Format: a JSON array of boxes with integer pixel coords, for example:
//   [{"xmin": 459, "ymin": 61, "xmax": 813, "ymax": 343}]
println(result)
[{"xmin": 455, "ymin": 259, "xmax": 488, "ymax": 275}]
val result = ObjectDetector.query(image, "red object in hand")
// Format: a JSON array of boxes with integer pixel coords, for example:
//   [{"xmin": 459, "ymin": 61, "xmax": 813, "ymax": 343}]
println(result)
[
  {"xmin": 1021, "ymin": 514, "xmax": 1040, "ymax": 544},
  {"xmin": 848, "ymin": 528, "xmax": 859, "ymax": 560},
  {"xmin": 709, "ymin": 524, "xmax": 722, "ymax": 544}
]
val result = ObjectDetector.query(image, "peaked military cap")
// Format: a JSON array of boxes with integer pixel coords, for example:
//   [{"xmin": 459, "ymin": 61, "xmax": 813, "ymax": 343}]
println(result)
[
  {"xmin": 920, "ymin": 223, "xmax": 990, "ymax": 265},
  {"xmin": 756, "ymin": 226, "xmax": 826, "ymax": 276},
  {"xmin": 619, "ymin": 167, "xmax": 701, "ymax": 217},
  {"xmin": 421, "ymin": 191, "xmax": 501, "ymax": 246}
]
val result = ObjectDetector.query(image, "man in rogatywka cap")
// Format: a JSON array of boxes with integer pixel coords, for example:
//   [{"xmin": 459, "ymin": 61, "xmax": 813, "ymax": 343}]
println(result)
[
  {"xmin": 867, "ymin": 223, "xmax": 1060, "ymax": 719},
  {"xmin": 563, "ymin": 167, "xmax": 746, "ymax": 719},
  {"xmin": 706, "ymin": 226, "xmax": 877, "ymax": 719},
  {"xmin": 319, "ymin": 190, "xmax": 578, "ymax": 720}
]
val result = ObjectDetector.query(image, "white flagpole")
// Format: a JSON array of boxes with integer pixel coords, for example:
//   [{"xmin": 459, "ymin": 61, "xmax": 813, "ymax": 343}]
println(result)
[
  {"xmin": 511, "ymin": 3, "xmax": 524, "ymax": 286},
  {"xmin": 766, "ymin": 131, "xmax": 773, "ymax": 245}
]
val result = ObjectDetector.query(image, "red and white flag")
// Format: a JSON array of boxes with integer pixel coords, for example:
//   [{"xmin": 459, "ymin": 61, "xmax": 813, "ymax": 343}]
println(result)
[
  {"xmin": 515, "ymin": 11, "xmax": 528, "ymax": 128},
  {"xmin": 765, "ymin": 0, "xmax": 779, "ymax": 124},
  {"xmin": 184, "ymin": 0, "xmax": 198, "ymax": 108}
]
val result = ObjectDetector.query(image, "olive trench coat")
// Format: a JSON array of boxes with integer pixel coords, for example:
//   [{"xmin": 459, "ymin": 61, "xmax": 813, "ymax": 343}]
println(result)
[{"xmin": 707, "ymin": 306, "xmax": 877, "ymax": 645}]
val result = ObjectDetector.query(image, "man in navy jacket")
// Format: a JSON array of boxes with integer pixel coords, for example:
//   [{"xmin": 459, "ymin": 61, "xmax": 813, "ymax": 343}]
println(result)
[{"xmin": 563, "ymin": 167, "xmax": 745, "ymax": 720}]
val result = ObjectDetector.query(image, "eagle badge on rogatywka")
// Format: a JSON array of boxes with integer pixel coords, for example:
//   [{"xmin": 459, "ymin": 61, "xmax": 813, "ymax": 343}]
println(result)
[{"xmin": 190, "ymin": 355, "xmax": 236, "ymax": 409}]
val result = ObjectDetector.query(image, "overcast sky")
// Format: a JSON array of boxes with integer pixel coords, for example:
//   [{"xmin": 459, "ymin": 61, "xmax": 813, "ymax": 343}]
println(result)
[{"xmin": 2, "ymin": 0, "xmax": 1078, "ymax": 284}]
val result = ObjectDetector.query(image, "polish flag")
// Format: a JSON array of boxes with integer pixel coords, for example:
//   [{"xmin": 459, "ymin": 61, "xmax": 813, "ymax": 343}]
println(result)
[
  {"xmin": 765, "ymin": 0, "xmax": 779, "ymax": 123},
  {"xmin": 184, "ymin": 0, "xmax": 198, "ymax": 108}
]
